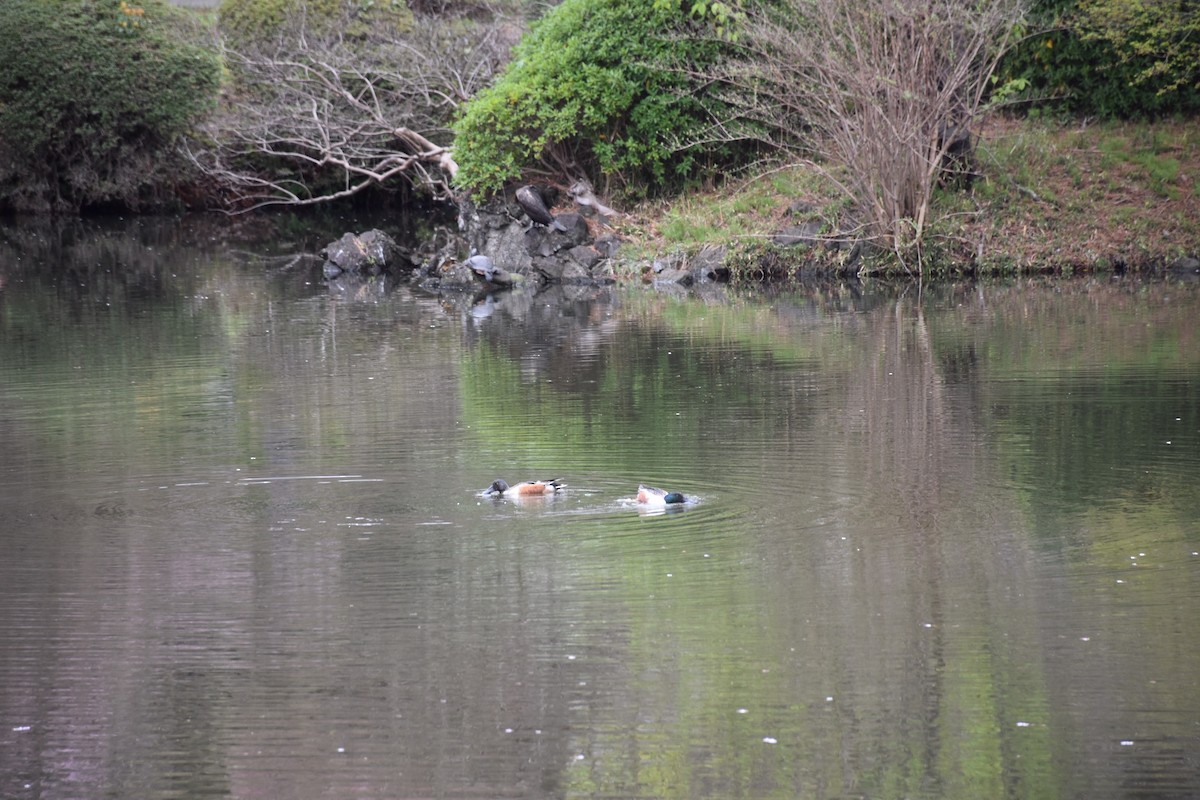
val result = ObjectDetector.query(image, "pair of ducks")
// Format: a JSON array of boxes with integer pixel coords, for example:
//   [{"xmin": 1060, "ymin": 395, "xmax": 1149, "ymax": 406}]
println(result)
[{"xmin": 481, "ymin": 479, "xmax": 686, "ymax": 507}]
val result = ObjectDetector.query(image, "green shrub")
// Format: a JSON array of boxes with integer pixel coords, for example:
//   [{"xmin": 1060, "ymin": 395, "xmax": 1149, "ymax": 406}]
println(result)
[
  {"xmin": 0, "ymin": 0, "xmax": 222, "ymax": 213},
  {"xmin": 452, "ymin": 0, "xmax": 748, "ymax": 198},
  {"xmin": 1076, "ymin": 0, "xmax": 1199, "ymax": 100},
  {"xmin": 997, "ymin": 0, "xmax": 1200, "ymax": 118},
  {"xmin": 219, "ymin": 0, "xmax": 413, "ymax": 49}
]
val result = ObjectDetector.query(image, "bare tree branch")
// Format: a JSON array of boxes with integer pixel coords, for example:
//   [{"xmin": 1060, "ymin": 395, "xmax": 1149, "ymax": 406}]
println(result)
[
  {"xmin": 697, "ymin": 0, "xmax": 1026, "ymax": 263},
  {"xmin": 186, "ymin": 10, "xmax": 514, "ymax": 212}
]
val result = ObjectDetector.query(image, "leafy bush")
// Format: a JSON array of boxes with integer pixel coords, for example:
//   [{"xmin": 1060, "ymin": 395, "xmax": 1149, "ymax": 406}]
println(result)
[
  {"xmin": 1076, "ymin": 0, "xmax": 1199, "ymax": 101},
  {"xmin": 452, "ymin": 0, "xmax": 746, "ymax": 197},
  {"xmin": 997, "ymin": 0, "xmax": 1200, "ymax": 118},
  {"xmin": 0, "ymin": 0, "xmax": 222, "ymax": 213},
  {"xmin": 219, "ymin": 0, "xmax": 414, "ymax": 49}
]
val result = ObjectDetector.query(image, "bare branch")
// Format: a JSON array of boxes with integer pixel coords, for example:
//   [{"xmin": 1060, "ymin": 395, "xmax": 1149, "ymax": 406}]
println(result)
[
  {"xmin": 186, "ymin": 9, "xmax": 514, "ymax": 211},
  {"xmin": 697, "ymin": 0, "xmax": 1026, "ymax": 261}
]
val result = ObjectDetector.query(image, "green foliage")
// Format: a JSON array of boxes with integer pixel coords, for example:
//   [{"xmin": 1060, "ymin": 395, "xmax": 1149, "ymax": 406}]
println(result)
[
  {"xmin": 0, "ymin": 0, "xmax": 222, "ymax": 213},
  {"xmin": 219, "ymin": 0, "xmax": 413, "ymax": 48},
  {"xmin": 452, "ymin": 0, "xmax": 747, "ymax": 197},
  {"xmin": 997, "ymin": 0, "xmax": 1200, "ymax": 118},
  {"xmin": 1076, "ymin": 0, "xmax": 1199, "ymax": 99}
]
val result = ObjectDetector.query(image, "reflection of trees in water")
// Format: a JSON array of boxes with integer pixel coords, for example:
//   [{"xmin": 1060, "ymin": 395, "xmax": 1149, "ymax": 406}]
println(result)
[
  {"xmin": 460, "ymin": 287, "xmax": 816, "ymax": 463},
  {"xmin": 0, "ymin": 215, "xmax": 318, "ymax": 318},
  {"xmin": 5, "ymin": 221, "xmax": 1198, "ymax": 799},
  {"xmin": 812, "ymin": 298, "xmax": 1013, "ymax": 800}
]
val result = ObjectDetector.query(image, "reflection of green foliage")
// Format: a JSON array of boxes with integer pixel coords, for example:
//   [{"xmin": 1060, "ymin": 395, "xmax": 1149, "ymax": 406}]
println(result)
[
  {"xmin": 459, "ymin": 296, "xmax": 834, "ymax": 470},
  {"xmin": 939, "ymin": 648, "xmax": 1009, "ymax": 798},
  {"xmin": 551, "ymin": 518, "xmax": 827, "ymax": 799},
  {"xmin": 0, "ymin": 229, "xmax": 296, "ymax": 474},
  {"xmin": 999, "ymin": 374, "xmax": 1199, "ymax": 522},
  {"xmin": 0, "ymin": 280, "xmax": 234, "ymax": 467},
  {"xmin": 644, "ymin": 289, "xmax": 865, "ymax": 366},
  {"xmin": 927, "ymin": 283, "xmax": 1200, "ymax": 532}
]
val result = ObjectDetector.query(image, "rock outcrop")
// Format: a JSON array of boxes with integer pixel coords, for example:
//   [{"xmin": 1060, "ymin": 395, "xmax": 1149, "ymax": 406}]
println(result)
[
  {"xmin": 320, "ymin": 229, "xmax": 408, "ymax": 279},
  {"xmin": 457, "ymin": 184, "xmax": 621, "ymax": 289}
]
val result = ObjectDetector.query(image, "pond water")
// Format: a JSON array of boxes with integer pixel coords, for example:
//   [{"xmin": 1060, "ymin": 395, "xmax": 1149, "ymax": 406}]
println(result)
[{"xmin": 1, "ymin": 215, "xmax": 1198, "ymax": 800}]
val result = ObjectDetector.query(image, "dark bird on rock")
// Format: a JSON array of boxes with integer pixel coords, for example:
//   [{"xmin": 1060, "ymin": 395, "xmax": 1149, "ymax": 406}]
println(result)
[{"xmin": 516, "ymin": 185, "xmax": 567, "ymax": 232}]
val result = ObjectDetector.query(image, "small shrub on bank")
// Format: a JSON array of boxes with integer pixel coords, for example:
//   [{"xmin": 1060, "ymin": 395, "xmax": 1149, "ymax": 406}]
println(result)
[
  {"xmin": 0, "ymin": 0, "xmax": 221, "ymax": 214},
  {"xmin": 452, "ymin": 0, "xmax": 749, "ymax": 198}
]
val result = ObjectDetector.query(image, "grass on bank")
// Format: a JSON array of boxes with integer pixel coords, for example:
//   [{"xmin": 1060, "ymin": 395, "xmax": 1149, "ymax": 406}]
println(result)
[{"xmin": 614, "ymin": 117, "xmax": 1200, "ymax": 279}]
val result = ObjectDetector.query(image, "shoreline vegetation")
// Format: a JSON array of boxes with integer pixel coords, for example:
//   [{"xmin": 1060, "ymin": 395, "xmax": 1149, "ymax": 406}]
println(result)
[
  {"xmin": 614, "ymin": 115, "xmax": 1200, "ymax": 281},
  {"xmin": 0, "ymin": 0, "xmax": 1196, "ymax": 281}
]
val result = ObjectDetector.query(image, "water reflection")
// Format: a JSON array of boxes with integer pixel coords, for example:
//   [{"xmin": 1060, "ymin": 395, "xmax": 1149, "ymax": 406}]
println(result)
[{"xmin": 1, "ymin": 216, "xmax": 1198, "ymax": 800}]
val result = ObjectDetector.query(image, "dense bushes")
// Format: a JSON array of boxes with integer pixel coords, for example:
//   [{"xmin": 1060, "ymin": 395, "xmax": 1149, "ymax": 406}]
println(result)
[
  {"xmin": 219, "ymin": 0, "xmax": 414, "ymax": 49},
  {"xmin": 452, "ymin": 0, "xmax": 747, "ymax": 198},
  {"xmin": 0, "ymin": 0, "xmax": 222, "ymax": 214},
  {"xmin": 998, "ymin": 0, "xmax": 1200, "ymax": 118}
]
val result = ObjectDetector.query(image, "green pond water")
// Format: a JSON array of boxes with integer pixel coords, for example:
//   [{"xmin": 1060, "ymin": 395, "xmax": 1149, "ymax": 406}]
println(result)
[{"xmin": 1, "ymin": 215, "xmax": 1198, "ymax": 799}]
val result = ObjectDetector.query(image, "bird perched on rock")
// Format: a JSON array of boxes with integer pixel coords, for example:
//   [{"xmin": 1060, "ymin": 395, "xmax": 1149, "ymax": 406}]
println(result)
[
  {"xmin": 466, "ymin": 253, "xmax": 498, "ymax": 282},
  {"xmin": 466, "ymin": 252, "xmax": 520, "ymax": 287},
  {"xmin": 516, "ymin": 185, "xmax": 568, "ymax": 232},
  {"xmin": 569, "ymin": 179, "xmax": 617, "ymax": 219}
]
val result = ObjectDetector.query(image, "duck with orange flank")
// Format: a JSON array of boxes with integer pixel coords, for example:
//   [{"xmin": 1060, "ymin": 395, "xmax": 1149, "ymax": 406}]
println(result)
[
  {"xmin": 637, "ymin": 484, "xmax": 686, "ymax": 507},
  {"xmin": 481, "ymin": 478, "xmax": 566, "ymax": 498}
]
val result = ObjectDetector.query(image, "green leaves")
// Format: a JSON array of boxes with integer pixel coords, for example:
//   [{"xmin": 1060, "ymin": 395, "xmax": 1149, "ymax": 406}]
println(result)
[
  {"xmin": 0, "ymin": 0, "xmax": 221, "ymax": 212},
  {"xmin": 1075, "ymin": 0, "xmax": 1199, "ymax": 98},
  {"xmin": 996, "ymin": 0, "xmax": 1200, "ymax": 118},
  {"xmin": 453, "ymin": 0, "xmax": 743, "ymax": 197}
]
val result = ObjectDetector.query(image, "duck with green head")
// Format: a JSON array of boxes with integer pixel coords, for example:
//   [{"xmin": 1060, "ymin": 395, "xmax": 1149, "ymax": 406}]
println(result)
[{"xmin": 637, "ymin": 484, "xmax": 686, "ymax": 507}]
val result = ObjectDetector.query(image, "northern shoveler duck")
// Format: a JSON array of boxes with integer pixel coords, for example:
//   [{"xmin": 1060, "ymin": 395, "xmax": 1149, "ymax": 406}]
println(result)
[
  {"xmin": 481, "ymin": 478, "xmax": 566, "ymax": 498},
  {"xmin": 637, "ymin": 484, "xmax": 686, "ymax": 506}
]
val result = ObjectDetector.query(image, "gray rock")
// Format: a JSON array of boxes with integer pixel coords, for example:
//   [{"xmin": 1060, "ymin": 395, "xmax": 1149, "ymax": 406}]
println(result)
[
  {"xmin": 419, "ymin": 257, "xmax": 477, "ymax": 291},
  {"xmin": 460, "ymin": 191, "xmax": 613, "ymax": 290},
  {"xmin": 534, "ymin": 256, "xmax": 590, "ymax": 283},
  {"xmin": 772, "ymin": 221, "xmax": 824, "ymax": 247},
  {"xmin": 594, "ymin": 233, "xmax": 622, "ymax": 258},
  {"xmin": 553, "ymin": 213, "xmax": 591, "ymax": 245},
  {"xmin": 568, "ymin": 245, "xmax": 602, "ymax": 270},
  {"xmin": 320, "ymin": 229, "xmax": 404, "ymax": 277},
  {"xmin": 653, "ymin": 268, "xmax": 694, "ymax": 287},
  {"xmin": 691, "ymin": 245, "xmax": 729, "ymax": 282}
]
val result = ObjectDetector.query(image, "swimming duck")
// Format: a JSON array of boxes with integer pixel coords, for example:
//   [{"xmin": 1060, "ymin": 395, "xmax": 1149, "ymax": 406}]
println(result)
[
  {"xmin": 481, "ymin": 478, "xmax": 566, "ymax": 498},
  {"xmin": 637, "ymin": 484, "xmax": 686, "ymax": 506}
]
